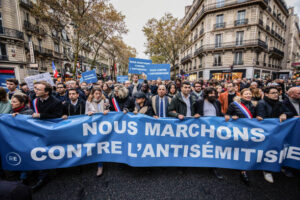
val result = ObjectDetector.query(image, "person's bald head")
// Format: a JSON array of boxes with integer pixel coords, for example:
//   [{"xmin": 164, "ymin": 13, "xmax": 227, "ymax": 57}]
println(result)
[{"xmin": 287, "ymin": 87, "xmax": 300, "ymax": 100}]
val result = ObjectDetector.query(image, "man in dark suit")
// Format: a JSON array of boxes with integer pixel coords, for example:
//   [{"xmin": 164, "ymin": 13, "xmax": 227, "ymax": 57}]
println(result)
[
  {"xmin": 32, "ymin": 81, "xmax": 63, "ymax": 119},
  {"xmin": 283, "ymin": 87, "xmax": 300, "ymax": 118},
  {"xmin": 151, "ymin": 85, "xmax": 171, "ymax": 118},
  {"xmin": 31, "ymin": 81, "xmax": 63, "ymax": 191}
]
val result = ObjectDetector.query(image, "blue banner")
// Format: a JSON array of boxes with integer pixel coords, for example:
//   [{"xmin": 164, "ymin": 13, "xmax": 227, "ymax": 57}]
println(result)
[
  {"xmin": 117, "ymin": 76, "xmax": 129, "ymax": 83},
  {"xmin": 147, "ymin": 64, "xmax": 170, "ymax": 80},
  {"xmin": 82, "ymin": 70, "xmax": 98, "ymax": 84},
  {"xmin": 128, "ymin": 58, "xmax": 152, "ymax": 74},
  {"xmin": 0, "ymin": 113, "xmax": 299, "ymax": 172}
]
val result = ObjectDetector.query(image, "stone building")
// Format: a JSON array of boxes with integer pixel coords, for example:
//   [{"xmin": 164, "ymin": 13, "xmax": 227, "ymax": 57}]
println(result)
[
  {"xmin": 284, "ymin": 7, "xmax": 300, "ymax": 79},
  {"xmin": 0, "ymin": 0, "xmax": 113, "ymax": 83},
  {"xmin": 180, "ymin": 0, "xmax": 293, "ymax": 80}
]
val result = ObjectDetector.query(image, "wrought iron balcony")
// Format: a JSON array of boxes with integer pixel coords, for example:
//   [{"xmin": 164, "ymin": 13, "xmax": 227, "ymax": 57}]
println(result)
[
  {"xmin": 188, "ymin": 0, "xmax": 268, "ymax": 30},
  {"xmin": 271, "ymin": 29, "xmax": 275, "ymax": 35},
  {"xmin": 0, "ymin": 55, "xmax": 8, "ymax": 61},
  {"xmin": 199, "ymin": 28, "xmax": 204, "ymax": 35},
  {"xmin": 213, "ymin": 63, "xmax": 222, "ymax": 67},
  {"xmin": 23, "ymin": 21, "xmax": 46, "ymax": 36},
  {"xmin": 269, "ymin": 47, "xmax": 284, "ymax": 58},
  {"xmin": 194, "ymin": 34, "xmax": 198, "ymax": 41},
  {"xmin": 19, "ymin": 0, "xmax": 33, "ymax": 9},
  {"xmin": 181, "ymin": 55, "xmax": 192, "ymax": 64},
  {"xmin": 0, "ymin": 27, "xmax": 24, "ymax": 40},
  {"xmin": 214, "ymin": 22, "xmax": 226, "ymax": 29},
  {"xmin": 233, "ymin": 61, "xmax": 244, "ymax": 65},
  {"xmin": 33, "ymin": 44, "xmax": 53, "ymax": 56},
  {"xmin": 234, "ymin": 19, "xmax": 248, "ymax": 26},
  {"xmin": 203, "ymin": 39, "xmax": 268, "ymax": 51},
  {"xmin": 194, "ymin": 46, "xmax": 204, "ymax": 56}
]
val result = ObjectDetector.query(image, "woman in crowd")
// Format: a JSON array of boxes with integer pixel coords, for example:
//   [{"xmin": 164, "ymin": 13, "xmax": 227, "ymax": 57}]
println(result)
[
  {"xmin": 0, "ymin": 87, "xmax": 11, "ymax": 114},
  {"xmin": 85, "ymin": 88, "xmax": 110, "ymax": 177},
  {"xmin": 167, "ymin": 83, "xmax": 177, "ymax": 98},
  {"xmin": 215, "ymin": 85, "xmax": 223, "ymax": 98},
  {"xmin": 10, "ymin": 93, "xmax": 34, "ymax": 183},
  {"xmin": 251, "ymin": 88, "xmax": 263, "ymax": 107},
  {"xmin": 109, "ymin": 84, "xmax": 134, "ymax": 113},
  {"xmin": 102, "ymin": 82, "xmax": 112, "ymax": 98},
  {"xmin": 225, "ymin": 88, "xmax": 256, "ymax": 185}
]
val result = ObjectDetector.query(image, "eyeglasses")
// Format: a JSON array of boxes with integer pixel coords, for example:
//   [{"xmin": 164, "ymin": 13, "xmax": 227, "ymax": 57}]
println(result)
[{"xmin": 269, "ymin": 92, "xmax": 279, "ymax": 95}]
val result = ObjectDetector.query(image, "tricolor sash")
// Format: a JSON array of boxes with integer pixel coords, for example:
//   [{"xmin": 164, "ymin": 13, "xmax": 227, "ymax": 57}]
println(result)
[
  {"xmin": 32, "ymin": 98, "xmax": 39, "ymax": 113},
  {"xmin": 112, "ymin": 97, "xmax": 121, "ymax": 112},
  {"xmin": 233, "ymin": 101, "xmax": 253, "ymax": 119}
]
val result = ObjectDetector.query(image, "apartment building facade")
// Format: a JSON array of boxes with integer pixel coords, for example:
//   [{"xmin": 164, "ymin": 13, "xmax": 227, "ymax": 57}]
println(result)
[
  {"xmin": 284, "ymin": 7, "xmax": 300, "ymax": 79},
  {"xmin": 0, "ymin": 0, "xmax": 112, "ymax": 83},
  {"xmin": 180, "ymin": 0, "xmax": 292, "ymax": 80}
]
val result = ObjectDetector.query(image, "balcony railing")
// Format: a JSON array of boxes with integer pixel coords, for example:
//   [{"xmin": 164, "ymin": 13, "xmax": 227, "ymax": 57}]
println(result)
[
  {"xmin": 199, "ymin": 28, "xmax": 204, "ymax": 35},
  {"xmin": 194, "ymin": 34, "xmax": 198, "ymax": 41},
  {"xmin": 214, "ymin": 22, "xmax": 226, "ymax": 29},
  {"xmin": 204, "ymin": 39, "xmax": 268, "ymax": 51},
  {"xmin": 188, "ymin": 0, "xmax": 268, "ymax": 30},
  {"xmin": 213, "ymin": 63, "xmax": 222, "ymax": 67},
  {"xmin": 181, "ymin": 55, "xmax": 192, "ymax": 64},
  {"xmin": 234, "ymin": 19, "xmax": 248, "ymax": 26},
  {"xmin": 0, "ymin": 27, "xmax": 24, "ymax": 40},
  {"xmin": 33, "ymin": 44, "xmax": 53, "ymax": 56},
  {"xmin": 19, "ymin": 0, "xmax": 33, "ymax": 9},
  {"xmin": 194, "ymin": 46, "xmax": 204, "ymax": 56},
  {"xmin": 270, "ymin": 47, "xmax": 284, "ymax": 57},
  {"xmin": 234, "ymin": 61, "xmax": 244, "ymax": 65},
  {"xmin": 0, "ymin": 55, "xmax": 8, "ymax": 61},
  {"xmin": 24, "ymin": 21, "xmax": 46, "ymax": 36},
  {"xmin": 271, "ymin": 29, "xmax": 274, "ymax": 35}
]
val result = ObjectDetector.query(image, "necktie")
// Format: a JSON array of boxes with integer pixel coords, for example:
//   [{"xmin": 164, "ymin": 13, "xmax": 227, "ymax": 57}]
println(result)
[{"xmin": 160, "ymin": 99, "xmax": 164, "ymax": 117}]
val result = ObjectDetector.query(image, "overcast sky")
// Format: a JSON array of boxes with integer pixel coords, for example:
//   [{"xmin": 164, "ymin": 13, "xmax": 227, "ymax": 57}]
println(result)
[{"xmin": 110, "ymin": 0, "xmax": 300, "ymax": 59}]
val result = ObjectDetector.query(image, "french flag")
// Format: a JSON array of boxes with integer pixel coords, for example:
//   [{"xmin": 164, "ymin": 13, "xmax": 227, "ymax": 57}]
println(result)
[{"xmin": 52, "ymin": 61, "xmax": 58, "ymax": 78}]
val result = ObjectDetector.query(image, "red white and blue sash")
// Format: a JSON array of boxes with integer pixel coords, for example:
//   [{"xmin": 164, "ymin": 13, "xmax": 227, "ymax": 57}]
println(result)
[
  {"xmin": 233, "ymin": 101, "xmax": 253, "ymax": 119},
  {"xmin": 32, "ymin": 98, "xmax": 39, "ymax": 113},
  {"xmin": 112, "ymin": 97, "xmax": 121, "ymax": 112}
]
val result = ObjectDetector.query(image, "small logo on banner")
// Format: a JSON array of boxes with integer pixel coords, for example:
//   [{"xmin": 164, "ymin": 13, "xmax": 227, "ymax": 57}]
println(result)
[{"xmin": 6, "ymin": 152, "xmax": 21, "ymax": 166}]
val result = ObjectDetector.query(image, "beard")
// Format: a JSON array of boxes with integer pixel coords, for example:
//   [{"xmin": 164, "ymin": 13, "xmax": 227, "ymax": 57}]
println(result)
[{"xmin": 207, "ymin": 96, "xmax": 216, "ymax": 102}]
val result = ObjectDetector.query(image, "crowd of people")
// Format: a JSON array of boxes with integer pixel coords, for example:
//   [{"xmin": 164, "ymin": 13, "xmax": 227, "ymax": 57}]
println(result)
[{"xmin": 0, "ymin": 75, "xmax": 299, "ymax": 191}]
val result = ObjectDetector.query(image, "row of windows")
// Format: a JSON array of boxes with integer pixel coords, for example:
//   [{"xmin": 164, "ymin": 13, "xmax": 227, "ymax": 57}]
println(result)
[{"xmin": 181, "ymin": 52, "xmax": 282, "ymax": 71}]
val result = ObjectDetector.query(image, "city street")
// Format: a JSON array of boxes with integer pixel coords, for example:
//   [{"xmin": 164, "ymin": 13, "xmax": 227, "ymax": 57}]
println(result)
[{"xmin": 33, "ymin": 163, "xmax": 300, "ymax": 200}]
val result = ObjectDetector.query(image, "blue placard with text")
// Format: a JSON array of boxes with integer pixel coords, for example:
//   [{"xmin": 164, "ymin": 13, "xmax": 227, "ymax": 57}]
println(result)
[
  {"xmin": 117, "ymin": 76, "xmax": 129, "ymax": 83},
  {"xmin": 128, "ymin": 58, "xmax": 152, "ymax": 74},
  {"xmin": 147, "ymin": 64, "xmax": 170, "ymax": 80},
  {"xmin": 82, "ymin": 70, "xmax": 98, "ymax": 84}
]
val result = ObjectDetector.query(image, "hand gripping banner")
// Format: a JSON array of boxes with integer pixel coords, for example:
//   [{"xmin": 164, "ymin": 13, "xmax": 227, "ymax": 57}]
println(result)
[{"xmin": 0, "ymin": 113, "xmax": 299, "ymax": 172}]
